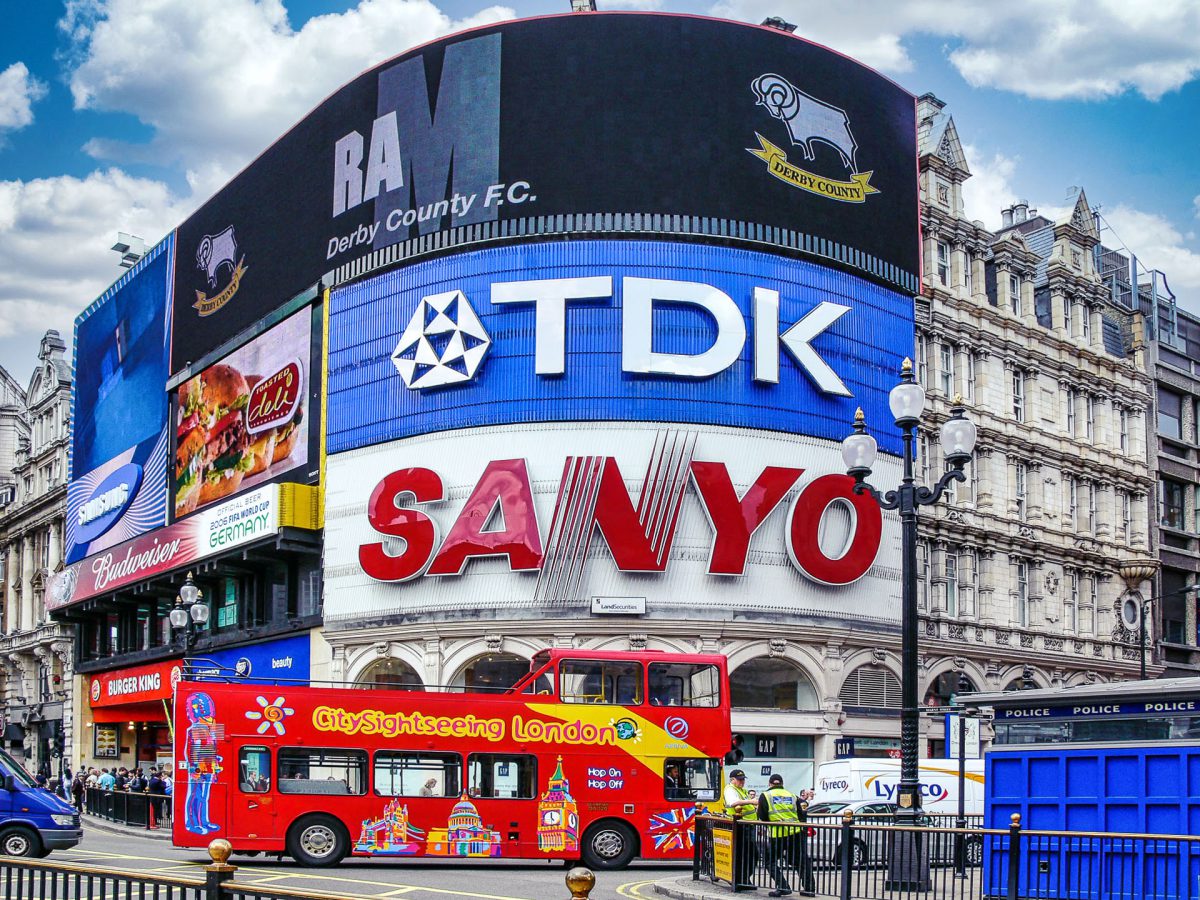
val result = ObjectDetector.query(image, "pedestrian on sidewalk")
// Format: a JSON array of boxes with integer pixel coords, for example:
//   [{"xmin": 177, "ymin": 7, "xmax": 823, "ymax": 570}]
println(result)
[{"xmin": 71, "ymin": 771, "xmax": 85, "ymax": 811}]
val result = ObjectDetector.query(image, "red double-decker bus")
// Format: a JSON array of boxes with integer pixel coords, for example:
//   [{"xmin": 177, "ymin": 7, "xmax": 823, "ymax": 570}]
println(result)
[{"xmin": 172, "ymin": 649, "xmax": 729, "ymax": 869}]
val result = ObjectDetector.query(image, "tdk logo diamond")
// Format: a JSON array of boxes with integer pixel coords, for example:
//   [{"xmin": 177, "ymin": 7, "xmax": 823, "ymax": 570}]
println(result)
[{"xmin": 392, "ymin": 290, "xmax": 492, "ymax": 390}]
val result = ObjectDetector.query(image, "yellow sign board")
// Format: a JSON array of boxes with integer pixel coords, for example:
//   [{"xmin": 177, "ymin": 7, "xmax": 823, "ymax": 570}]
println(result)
[{"xmin": 712, "ymin": 826, "xmax": 734, "ymax": 884}]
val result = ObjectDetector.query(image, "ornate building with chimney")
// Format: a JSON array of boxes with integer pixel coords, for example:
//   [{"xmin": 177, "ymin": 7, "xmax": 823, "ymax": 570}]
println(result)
[
  {"xmin": 912, "ymin": 94, "xmax": 1157, "ymax": 751},
  {"xmin": 0, "ymin": 331, "xmax": 74, "ymax": 775}
]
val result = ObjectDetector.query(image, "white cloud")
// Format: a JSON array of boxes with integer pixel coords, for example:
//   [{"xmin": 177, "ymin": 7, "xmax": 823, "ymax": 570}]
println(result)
[
  {"xmin": 61, "ymin": 0, "xmax": 515, "ymax": 180},
  {"xmin": 0, "ymin": 169, "xmax": 189, "ymax": 350},
  {"xmin": 0, "ymin": 62, "xmax": 48, "ymax": 133},
  {"xmin": 959, "ymin": 144, "xmax": 1070, "ymax": 231},
  {"xmin": 705, "ymin": 0, "xmax": 1200, "ymax": 100}
]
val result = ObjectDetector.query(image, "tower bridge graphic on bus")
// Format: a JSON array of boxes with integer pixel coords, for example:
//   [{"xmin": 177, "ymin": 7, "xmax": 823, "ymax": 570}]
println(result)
[{"xmin": 173, "ymin": 649, "xmax": 728, "ymax": 870}]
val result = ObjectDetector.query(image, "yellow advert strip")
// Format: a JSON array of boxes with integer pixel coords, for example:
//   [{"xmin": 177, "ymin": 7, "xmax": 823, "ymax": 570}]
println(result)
[
  {"xmin": 748, "ymin": 134, "xmax": 879, "ymax": 204},
  {"xmin": 193, "ymin": 257, "xmax": 247, "ymax": 317}
]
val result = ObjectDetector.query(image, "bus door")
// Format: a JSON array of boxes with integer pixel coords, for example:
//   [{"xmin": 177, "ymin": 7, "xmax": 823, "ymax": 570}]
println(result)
[
  {"xmin": 465, "ymin": 752, "xmax": 541, "ymax": 858},
  {"xmin": 228, "ymin": 743, "xmax": 277, "ymax": 842}
]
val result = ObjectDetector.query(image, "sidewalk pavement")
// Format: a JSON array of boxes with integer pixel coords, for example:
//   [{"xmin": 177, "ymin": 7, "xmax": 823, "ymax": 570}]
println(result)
[
  {"xmin": 652, "ymin": 876, "xmax": 828, "ymax": 899},
  {"xmin": 82, "ymin": 812, "xmax": 172, "ymax": 841}
]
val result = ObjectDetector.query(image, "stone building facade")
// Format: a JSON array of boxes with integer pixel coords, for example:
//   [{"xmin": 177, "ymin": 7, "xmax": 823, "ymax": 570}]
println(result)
[
  {"xmin": 0, "ymin": 331, "xmax": 73, "ymax": 776},
  {"xmin": 913, "ymin": 95, "xmax": 1157, "ymax": 741}
]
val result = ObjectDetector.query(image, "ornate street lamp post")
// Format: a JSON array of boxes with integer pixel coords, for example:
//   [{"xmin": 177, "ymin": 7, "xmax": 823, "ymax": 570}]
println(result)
[
  {"xmin": 842, "ymin": 358, "xmax": 976, "ymax": 887},
  {"xmin": 169, "ymin": 572, "xmax": 210, "ymax": 651}
]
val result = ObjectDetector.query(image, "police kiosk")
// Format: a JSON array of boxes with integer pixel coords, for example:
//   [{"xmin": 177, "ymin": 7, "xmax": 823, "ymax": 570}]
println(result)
[{"xmin": 962, "ymin": 677, "xmax": 1200, "ymax": 898}]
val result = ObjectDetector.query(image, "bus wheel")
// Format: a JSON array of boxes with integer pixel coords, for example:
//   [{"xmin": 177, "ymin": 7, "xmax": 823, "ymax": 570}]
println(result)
[
  {"xmin": 287, "ymin": 815, "xmax": 348, "ymax": 867},
  {"xmin": 0, "ymin": 827, "xmax": 39, "ymax": 858},
  {"xmin": 581, "ymin": 821, "xmax": 638, "ymax": 870}
]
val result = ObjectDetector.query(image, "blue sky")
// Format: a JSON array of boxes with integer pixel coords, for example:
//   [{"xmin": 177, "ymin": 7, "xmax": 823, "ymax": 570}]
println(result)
[{"xmin": 0, "ymin": 0, "xmax": 1197, "ymax": 380}]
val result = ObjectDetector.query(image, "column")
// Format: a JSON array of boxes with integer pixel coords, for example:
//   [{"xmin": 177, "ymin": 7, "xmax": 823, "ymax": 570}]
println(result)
[
  {"xmin": 4, "ymin": 544, "xmax": 16, "ymax": 633},
  {"xmin": 977, "ymin": 551, "xmax": 997, "ymax": 625},
  {"xmin": 1131, "ymin": 491, "xmax": 1149, "ymax": 549},
  {"xmin": 971, "ymin": 255, "xmax": 986, "ymax": 303},
  {"xmin": 1029, "ymin": 558, "xmax": 1045, "ymax": 628},
  {"xmin": 1095, "ymin": 396, "xmax": 1112, "ymax": 450},
  {"xmin": 955, "ymin": 344, "xmax": 970, "ymax": 402},
  {"xmin": 47, "ymin": 524, "xmax": 60, "ymax": 573},
  {"xmin": 1095, "ymin": 482, "xmax": 1114, "ymax": 541},
  {"xmin": 952, "ymin": 243, "xmax": 967, "ymax": 292},
  {"xmin": 19, "ymin": 538, "xmax": 33, "ymax": 633},
  {"xmin": 1027, "ymin": 462, "xmax": 1045, "ymax": 522},
  {"xmin": 931, "ymin": 543, "xmax": 946, "ymax": 614},
  {"xmin": 1089, "ymin": 305, "xmax": 1104, "ymax": 352},
  {"xmin": 1021, "ymin": 278, "xmax": 1038, "ymax": 330}
]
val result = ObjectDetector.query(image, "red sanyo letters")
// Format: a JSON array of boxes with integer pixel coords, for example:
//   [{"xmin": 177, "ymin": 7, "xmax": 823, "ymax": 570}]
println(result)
[{"xmin": 358, "ymin": 458, "xmax": 882, "ymax": 586}]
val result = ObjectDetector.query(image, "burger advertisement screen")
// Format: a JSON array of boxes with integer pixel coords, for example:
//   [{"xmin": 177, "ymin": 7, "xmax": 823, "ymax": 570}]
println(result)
[
  {"xmin": 67, "ymin": 235, "xmax": 174, "ymax": 563},
  {"xmin": 322, "ymin": 239, "xmax": 912, "ymax": 626},
  {"xmin": 173, "ymin": 307, "xmax": 315, "ymax": 519},
  {"xmin": 172, "ymin": 13, "xmax": 918, "ymax": 373}
]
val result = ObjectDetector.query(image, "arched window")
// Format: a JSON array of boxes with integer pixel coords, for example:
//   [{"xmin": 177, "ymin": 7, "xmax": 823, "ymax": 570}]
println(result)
[
  {"xmin": 356, "ymin": 658, "xmax": 424, "ymax": 691},
  {"xmin": 1003, "ymin": 667, "xmax": 1039, "ymax": 692},
  {"xmin": 923, "ymin": 672, "xmax": 978, "ymax": 708},
  {"xmin": 838, "ymin": 666, "xmax": 901, "ymax": 709},
  {"xmin": 730, "ymin": 657, "xmax": 819, "ymax": 710},
  {"xmin": 451, "ymin": 653, "xmax": 529, "ymax": 692}
]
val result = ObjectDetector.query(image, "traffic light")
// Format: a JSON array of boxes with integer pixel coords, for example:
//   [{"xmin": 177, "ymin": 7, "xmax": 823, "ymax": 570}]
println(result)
[{"xmin": 724, "ymin": 733, "xmax": 745, "ymax": 765}]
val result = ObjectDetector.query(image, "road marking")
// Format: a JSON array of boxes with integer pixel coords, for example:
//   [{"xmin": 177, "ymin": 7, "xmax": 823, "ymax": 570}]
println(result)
[{"xmin": 617, "ymin": 880, "xmax": 660, "ymax": 899}]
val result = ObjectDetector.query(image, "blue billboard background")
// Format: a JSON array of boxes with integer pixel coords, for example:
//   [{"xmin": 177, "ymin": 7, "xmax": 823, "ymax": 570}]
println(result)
[
  {"xmin": 190, "ymin": 633, "xmax": 311, "ymax": 685},
  {"xmin": 328, "ymin": 240, "xmax": 913, "ymax": 455},
  {"xmin": 67, "ymin": 235, "xmax": 174, "ymax": 563}
]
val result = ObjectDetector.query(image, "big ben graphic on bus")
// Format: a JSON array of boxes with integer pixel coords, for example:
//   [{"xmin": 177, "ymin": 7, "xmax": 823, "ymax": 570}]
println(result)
[{"xmin": 538, "ymin": 756, "xmax": 579, "ymax": 853}]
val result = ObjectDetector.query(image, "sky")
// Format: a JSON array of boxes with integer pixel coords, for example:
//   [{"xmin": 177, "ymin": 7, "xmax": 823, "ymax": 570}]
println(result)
[{"xmin": 0, "ymin": 0, "xmax": 1198, "ymax": 383}]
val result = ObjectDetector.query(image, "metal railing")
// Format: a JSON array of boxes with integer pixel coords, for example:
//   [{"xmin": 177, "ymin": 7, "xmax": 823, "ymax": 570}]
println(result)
[
  {"xmin": 1, "ymin": 840, "xmax": 600, "ymax": 900},
  {"xmin": 694, "ymin": 811, "xmax": 1200, "ymax": 899},
  {"xmin": 83, "ymin": 786, "xmax": 172, "ymax": 830}
]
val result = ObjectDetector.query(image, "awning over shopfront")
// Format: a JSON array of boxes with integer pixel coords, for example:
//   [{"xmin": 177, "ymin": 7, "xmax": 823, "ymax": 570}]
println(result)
[{"xmin": 90, "ymin": 702, "xmax": 169, "ymax": 724}]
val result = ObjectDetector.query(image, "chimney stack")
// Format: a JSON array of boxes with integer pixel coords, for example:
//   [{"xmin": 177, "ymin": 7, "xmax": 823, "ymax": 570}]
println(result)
[
  {"xmin": 1013, "ymin": 200, "xmax": 1029, "ymax": 224},
  {"xmin": 1002, "ymin": 207, "xmax": 1014, "ymax": 228}
]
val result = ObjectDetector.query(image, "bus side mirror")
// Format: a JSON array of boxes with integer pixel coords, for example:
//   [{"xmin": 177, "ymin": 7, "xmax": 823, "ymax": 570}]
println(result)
[{"xmin": 3, "ymin": 775, "xmax": 14, "ymax": 792}]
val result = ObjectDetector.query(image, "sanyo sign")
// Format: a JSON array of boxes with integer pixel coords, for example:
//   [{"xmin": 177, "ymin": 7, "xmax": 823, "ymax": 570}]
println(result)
[{"xmin": 395, "ymin": 275, "xmax": 853, "ymax": 395}]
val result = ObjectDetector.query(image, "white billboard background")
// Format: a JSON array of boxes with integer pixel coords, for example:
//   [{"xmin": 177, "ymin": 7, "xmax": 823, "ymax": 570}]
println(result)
[{"xmin": 324, "ymin": 422, "xmax": 901, "ymax": 626}]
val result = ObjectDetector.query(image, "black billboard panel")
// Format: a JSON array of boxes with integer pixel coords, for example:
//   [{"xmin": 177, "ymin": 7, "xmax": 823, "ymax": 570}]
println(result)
[{"xmin": 172, "ymin": 13, "xmax": 918, "ymax": 372}]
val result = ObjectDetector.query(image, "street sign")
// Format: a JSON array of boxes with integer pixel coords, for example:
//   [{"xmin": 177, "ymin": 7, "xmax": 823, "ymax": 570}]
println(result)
[{"xmin": 945, "ymin": 713, "xmax": 982, "ymax": 759}]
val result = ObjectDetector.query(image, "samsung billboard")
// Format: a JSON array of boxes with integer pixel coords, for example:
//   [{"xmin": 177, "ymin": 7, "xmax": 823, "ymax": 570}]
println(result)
[
  {"xmin": 173, "ymin": 13, "xmax": 918, "ymax": 372},
  {"xmin": 67, "ymin": 235, "xmax": 174, "ymax": 563}
]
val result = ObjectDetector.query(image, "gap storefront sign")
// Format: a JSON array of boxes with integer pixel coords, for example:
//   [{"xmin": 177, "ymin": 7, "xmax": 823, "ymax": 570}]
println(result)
[{"xmin": 323, "ymin": 240, "xmax": 911, "ymax": 625}]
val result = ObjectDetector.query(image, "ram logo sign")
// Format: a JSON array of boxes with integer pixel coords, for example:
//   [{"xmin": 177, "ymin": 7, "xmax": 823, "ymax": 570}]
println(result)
[
  {"xmin": 193, "ymin": 225, "xmax": 248, "ymax": 317},
  {"xmin": 748, "ymin": 73, "xmax": 878, "ymax": 204}
]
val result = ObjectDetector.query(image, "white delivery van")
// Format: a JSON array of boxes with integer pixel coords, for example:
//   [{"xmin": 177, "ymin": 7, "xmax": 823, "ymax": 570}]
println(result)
[{"xmin": 812, "ymin": 758, "xmax": 984, "ymax": 815}]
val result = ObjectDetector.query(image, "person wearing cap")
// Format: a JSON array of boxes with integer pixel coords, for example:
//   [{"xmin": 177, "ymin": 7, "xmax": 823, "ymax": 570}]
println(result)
[
  {"xmin": 757, "ymin": 773, "xmax": 815, "ymax": 897},
  {"xmin": 722, "ymin": 769, "xmax": 756, "ymax": 818}
]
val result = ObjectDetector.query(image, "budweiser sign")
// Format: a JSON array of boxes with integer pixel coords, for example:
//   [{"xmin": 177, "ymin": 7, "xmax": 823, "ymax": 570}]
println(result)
[{"xmin": 46, "ymin": 485, "xmax": 281, "ymax": 611}]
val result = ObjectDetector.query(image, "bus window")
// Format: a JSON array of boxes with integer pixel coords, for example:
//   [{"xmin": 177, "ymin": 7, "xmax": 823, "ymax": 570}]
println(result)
[
  {"xmin": 374, "ymin": 751, "xmax": 462, "ymax": 798},
  {"xmin": 467, "ymin": 753, "xmax": 536, "ymax": 799},
  {"xmin": 664, "ymin": 758, "xmax": 720, "ymax": 802},
  {"xmin": 239, "ymin": 746, "xmax": 271, "ymax": 793},
  {"xmin": 648, "ymin": 662, "xmax": 720, "ymax": 707},
  {"xmin": 278, "ymin": 748, "xmax": 367, "ymax": 795},
  {"xmin": 560, "ymin": 660, "xmax": 643, "ymax": 705}
]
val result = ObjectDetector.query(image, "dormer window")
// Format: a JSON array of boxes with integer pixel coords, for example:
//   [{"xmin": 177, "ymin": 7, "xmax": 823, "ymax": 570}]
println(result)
[{"xmin": 1009, "ymin": 274, "xmax": 1022, "ymax": 316}]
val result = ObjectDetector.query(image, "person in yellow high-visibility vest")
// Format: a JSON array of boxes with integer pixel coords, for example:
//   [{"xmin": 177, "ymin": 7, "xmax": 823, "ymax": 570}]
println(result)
[
  {"xmin": 722, "ymin": 769, "xmax": 758, "ymax": 884},
  {"xmin": 756, "ymin": 774, "xmax": 815, "ymax": 897}
]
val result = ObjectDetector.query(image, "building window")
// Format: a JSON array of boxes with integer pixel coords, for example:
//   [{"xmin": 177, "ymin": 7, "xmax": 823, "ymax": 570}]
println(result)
[
  {"xmin": 1082, "ymin": 305, "xmax": 1091, "ymax": 342},
  {"xmin": 1161, "ymin": 478, "xmax": 1187, "ymax": 530},
  {"xmin": 945, "ymin": 552, "xmax": 958, "ymax": 616},
  {"xmin": 1009, "ymin": 274, "xmax": 1022, "ymax": 316},
  {"xmin": 1064, "ymin": 297, "xmax": 1073, "ymax": 335},
  {"xmin": 1066, "ymin": 388, "xmax": 1077, "ymax": 436},
  {"xmin": 1118, "ymin": 407, "xmax": 1129, "ymax": 453},
  {"xmin": 917, "ymin": 541, "xmax": 930, "ymax": 611},
  {"xmin": 1085, "ymin": 395, "xmax": 1095, "ymax": 442},
  {"xmin": 937, "ymin": 241, "xmax": 950, "ymax": 285},
  {"xmin": 939, "ymin": 344, "xmax": 954, "ymax": 396},
  {"xmin": 1087, "ymin": 483, "xmax": 1097, "ymax": 534},
  {"xmin": 1064, "ymin": 569, "xmax": 1078, "ymax": 633},
  {"xmin": 730, "ymin": 658, "xmax": 819, "ymax": 710},
  {"xmin": 1015, "ymin": 560, "xmax": 1029, "ymax": 627},
  {"xmin": 1012, "ymin": 370, "xmax": 1025, "ymax": 422},
  {"xmin": 964, "ymin": 253, "xmax": 974, "ymax": 295},
  {"xmin": 1013, "ymin": 462, "xmax": 1027, "ymax": 520},
  {"xmin": 918, "ymin": 431, "xmax": 930, "ymax": 485},
  {"xmin": 1066, "ymin": 476, "xmax": 1078, "ymax": 529},
  {"xmin": 1121, "ymin": 491, "xmax": 1132, "ymax": 544},
  {"xmin": 838, "ymin": 666, "xmax": 902, "ymax": 709},
  {"xmin": 965, "ymin": 350, "xmax": 977, "ymax": 403},
  {"xmin": 915, "ymin": 333, "xmax": 928, "ymax": 386},
  {"xmin": 1159, "ymin": 388, "xmax": 1183, "ymax": 441}
]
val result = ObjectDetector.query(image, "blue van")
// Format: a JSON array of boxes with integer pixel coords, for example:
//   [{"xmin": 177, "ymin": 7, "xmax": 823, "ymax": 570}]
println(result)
[{"xmin": 0, "ymin": 750, "xmax": 81, "ymax": 857}]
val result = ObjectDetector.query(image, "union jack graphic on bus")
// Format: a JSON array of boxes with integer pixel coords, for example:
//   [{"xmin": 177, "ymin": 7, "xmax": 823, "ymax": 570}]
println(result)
[{"xmin": 647, "ymin": 806, "xmax": 697, "ymax": 851}]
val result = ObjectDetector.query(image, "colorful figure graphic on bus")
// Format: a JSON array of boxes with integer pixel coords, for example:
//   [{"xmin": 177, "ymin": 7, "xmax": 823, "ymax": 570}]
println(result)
[
  {"xmin": 355, "ymin": 799, "xmax": 426, "ymax": 855},
  {"xmin": 537, "ymin": 756, "xmax": 579, "ymax": 853},
  {"xmin": 427, "ymin": 795, "xmax": 502, "ymax": 857},
  {"xmin": 184, "ymin": 691, "xmax": 223, "ymax": 835}
]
